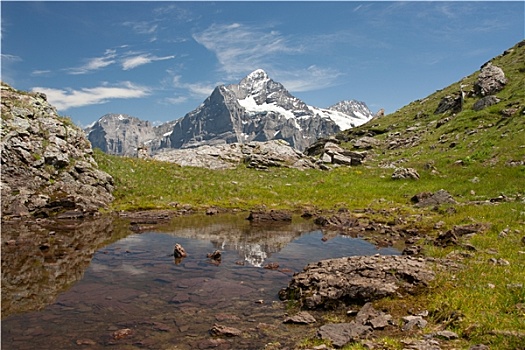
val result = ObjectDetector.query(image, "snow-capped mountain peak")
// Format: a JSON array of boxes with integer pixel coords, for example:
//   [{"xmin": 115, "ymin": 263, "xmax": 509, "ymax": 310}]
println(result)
[{"xmin": 87, "ymin": 69, "xmax": 375, "ymax": 154}]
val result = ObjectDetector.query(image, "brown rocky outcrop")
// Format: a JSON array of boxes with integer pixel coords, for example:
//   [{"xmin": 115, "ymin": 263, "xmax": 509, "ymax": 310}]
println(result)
[
  {"xmin": 280, "ymin": 255, "xmax": 434, "ymax": 309},
  {"xmin": 1, "ymin": 83, "xmax": 114, "ymax": 218}
]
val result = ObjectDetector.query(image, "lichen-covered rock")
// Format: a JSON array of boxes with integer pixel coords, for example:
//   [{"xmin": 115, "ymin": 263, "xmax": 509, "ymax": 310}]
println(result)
[
  {"xmin": 474, "ymin": 62, "xmax": 508, "ymax": 97},
  {"xmin": 392, "ymin": 167, "xmax": 420, "ymax": 180},
  {"xmin": 1, "ymin": 83, "xmax": 114, "ymax": 218},
  {"xmin": 280, "ymin": 255, "xmax": 434, "ymax": 309}
]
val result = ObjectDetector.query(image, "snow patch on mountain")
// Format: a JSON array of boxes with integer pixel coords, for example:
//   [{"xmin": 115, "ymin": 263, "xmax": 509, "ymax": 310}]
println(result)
[{"xmin": 238, "ymin": 96, "xmax": 296, "ymax": 120}]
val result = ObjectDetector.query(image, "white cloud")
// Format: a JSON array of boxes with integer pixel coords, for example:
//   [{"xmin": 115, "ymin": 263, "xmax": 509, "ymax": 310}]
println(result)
[
  {"xmin": 66, "ymin": 51, "xmax": 116, "ymax": 75},
  {"xmin": 122, "ymin": 21, "xmax": 158, "ymax": 35},
  {"xmin": 32, "ymin": 82, "xmax": 150, "ymax": 110},
  {"xmin": 193, "ymin": 23, "xmax": 300, "ymax": 78},
  {"xmin": 121, "ymin": 54, "xmax": 175, "ymax": 70},
  {"xmin": 192, "ymin": 23, "xmax": 345, "ymax": 93},
  {"xmin": 164, "ymin": 96, "xmax": 188, "ymax": 105},
  {"xmin": 1, "ymin": 53, "xmax": 22, "ymax": 62},
  {"xmin": 31, "ymin": 69, "xmax": 51, "ymax": 76},
  {"xmin": 170, "ymin": 74, "xmax": 218, "ymax": 98},
  {"xmin": 279, "ymin": 65, "xmax": 343, "ymax": 92}
]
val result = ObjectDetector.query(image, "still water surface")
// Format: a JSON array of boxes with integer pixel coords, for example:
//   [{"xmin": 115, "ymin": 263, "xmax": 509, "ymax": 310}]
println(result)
[{"xmin": 1, "ymin": 214, "xmax": 399, "ymax": 349}]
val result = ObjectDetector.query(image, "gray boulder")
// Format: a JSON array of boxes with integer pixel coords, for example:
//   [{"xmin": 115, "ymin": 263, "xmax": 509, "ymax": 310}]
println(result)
[
  {"xmin": 392, "ymin": 167, "xmax": 420, "ymax": 180},
  {"xmin": 474, "ymin": 62, "xmax": 508, "ymax": 97},
  {"xmin": 411, "ymin": 189, "xmax": 457, "ymax": 207},
  {"xmin": 434, "ymin": 94, "xmax": 462, "ymax": 114},
  {"xmin": 1, "ymin": 83, "xmax": 114, "ymax": 218},
  {"xmin": 473, "ymin": 95, "xmax": 501, "ymax": 111},
  {"xmin": 317, "ymin": 322, "xmax": 371, "ymax": 348}
]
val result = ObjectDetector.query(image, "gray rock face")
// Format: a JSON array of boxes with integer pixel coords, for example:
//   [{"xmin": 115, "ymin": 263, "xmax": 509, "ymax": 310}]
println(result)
[
  {"xmin": 1, "ymin": 83, "xmax": 114, "ymax": 218},
  {"xmin": 85, "ymin": 114, "xmax": 175, "ymax": 156},
  {"xmin": 166, "ymin": 69, "xmax": 372, "ymax": 151},
  {"xmin": 86, "ymin": 69, "xmax": 373, "ymax": 154},
  {"xmin": 474, "ymin": 62, "xmax": 508, "ymax": 97},
  {"xmin": 153, "ymin": 140, "xmax": 320, "ymax": 170},
  {"xmin": 280, "ymin": 255, "xmax": 434, "ymax": 309}
]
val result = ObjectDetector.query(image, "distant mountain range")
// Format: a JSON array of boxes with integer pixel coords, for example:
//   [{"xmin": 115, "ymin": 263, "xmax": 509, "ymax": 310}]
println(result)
[{"xmin": 85, "ymin": 69, "xmax": 374, "ymax": 155}]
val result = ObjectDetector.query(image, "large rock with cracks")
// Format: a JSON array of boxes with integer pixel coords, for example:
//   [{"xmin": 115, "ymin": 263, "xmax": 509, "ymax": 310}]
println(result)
[
  {"xmin": 1, "ymin": 83, "xmax": 114, "ymax": 218},
  {"xmin": 280, "ymin": 255, "xmax": 434, "ymax": 309}
]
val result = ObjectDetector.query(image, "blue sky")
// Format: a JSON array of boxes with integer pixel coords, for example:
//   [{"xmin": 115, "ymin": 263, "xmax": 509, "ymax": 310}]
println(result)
[{"xmin": 2, "ymin": 1, "xmax": 523, "ymax": 127}]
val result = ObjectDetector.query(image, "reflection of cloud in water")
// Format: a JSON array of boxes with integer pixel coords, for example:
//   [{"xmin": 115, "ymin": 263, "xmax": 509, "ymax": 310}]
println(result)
[
  {"xmin": 120, "ymin": 264, "xmax": 146, "ymax": 275},
  {"xmin": 241, "ymin": 243, "xmax": 267, "ymax": 267},
  {"xmin": 90, "ymin": 262, "xmax": 146, "ymax": 275}
]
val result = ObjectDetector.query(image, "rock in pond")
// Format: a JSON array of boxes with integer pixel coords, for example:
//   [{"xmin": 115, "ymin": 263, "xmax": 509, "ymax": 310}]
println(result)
[{"xmin": 173, "ymin": 243, "xmax": 188, "ymax": 258}]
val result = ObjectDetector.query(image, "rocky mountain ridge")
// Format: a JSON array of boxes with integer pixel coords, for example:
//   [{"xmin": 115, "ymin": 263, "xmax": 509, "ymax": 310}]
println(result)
[{"xmin": 86, "ymin": 69, "xmax": 373, "ymax": 155}]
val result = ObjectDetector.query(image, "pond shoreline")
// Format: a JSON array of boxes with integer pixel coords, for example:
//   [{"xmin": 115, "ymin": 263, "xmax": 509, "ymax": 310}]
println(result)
[{"xmin": 2, "ymin": 207, "xmax": 460, "ymax": 349}]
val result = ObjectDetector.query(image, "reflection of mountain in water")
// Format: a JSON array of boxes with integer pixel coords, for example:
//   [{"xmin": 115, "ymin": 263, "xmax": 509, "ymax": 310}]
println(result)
[
  {"xmin": 1, "ymin": 217, "xmax": 126, "ymax": 318},
  {"xmin": 154, "ymin": 214, "xmax": 318, "ymax": 267},
  {"xmin": 1, "ymin": 214, "xmax": 317, "ymax": 318}
]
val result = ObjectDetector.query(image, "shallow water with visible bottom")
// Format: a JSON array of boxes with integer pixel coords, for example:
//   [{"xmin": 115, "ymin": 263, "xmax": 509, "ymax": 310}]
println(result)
[{"xmin": 1, "ymin": 214, "xmax": 399, "ymax": 349}]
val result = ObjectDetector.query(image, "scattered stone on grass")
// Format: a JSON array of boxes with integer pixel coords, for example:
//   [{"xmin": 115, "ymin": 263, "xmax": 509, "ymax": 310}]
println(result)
[
  {"xmin": 317, "ymin": 322, "xmax": 371, "ymax": 348},
  {"xmin": 392, "ymin": 167, "xmax": 420, "ymax": 180},
  {"xmin": 411, "ymin": 189, "xmax": 457, "ymax": 207}
]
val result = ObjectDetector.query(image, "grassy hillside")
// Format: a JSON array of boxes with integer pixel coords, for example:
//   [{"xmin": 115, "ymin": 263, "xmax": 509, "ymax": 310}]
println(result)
[{"xmin": 94, "ymin": 41, "xmax": 525, "ymax": 348}]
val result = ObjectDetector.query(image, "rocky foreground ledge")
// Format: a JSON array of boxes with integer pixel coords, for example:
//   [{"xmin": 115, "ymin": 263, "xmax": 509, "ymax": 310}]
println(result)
[
  {"xmin": 280, "ymin": 255, "xmax": 435, "ymax": 310},
  {"xmin": 1, "ymin": 83, "xmax": 114, "ymax": 219}
]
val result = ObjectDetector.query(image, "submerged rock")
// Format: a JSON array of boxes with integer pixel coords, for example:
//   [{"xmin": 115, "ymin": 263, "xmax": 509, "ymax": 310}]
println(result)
[
  {"xmin": 209, "ymin": 323, "xmax": 242, "ymax": 337},
  {"xmin": 283, "ymin": 311, "xmax": 317, "ymax": 324}
]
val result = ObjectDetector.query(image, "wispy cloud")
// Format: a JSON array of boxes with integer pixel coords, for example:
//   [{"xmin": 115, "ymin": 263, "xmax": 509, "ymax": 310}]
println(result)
[
  {"xmin": 193, "ymin": 23, "xmax": 301, "ymax": 78},
  {"xmin": 152, "ymin": 4, "xmax": 194, "ymax": 21},
  {"xmin": 278, "ymin": 66, "xmax": 343, "ymax": 92},
  {"xmin": 162, "ymin": 73, "xmax": 219, "ymax": 105},
  {"xmin": 164, "ymin": 96, "xmax": 188, "ymax": 105},
  {"xmin": 121, "ymin": 54, "xmax": 175, "ymax": 70},
  {"xmin": 65, "ymin": 48, "xmax": 175, "ymax": 74},
  {"xmin": 1, "ymin": 53, "xmax": 22, "ymax": 62},
  {"xmin": 32, "ymin": 82, "xmax": 150, "ymax": 110},
  {"xmin": 66, "ymin": 49, "xmax": 117, "ymax": 75},
  {"xmin": 31, "ymin": 69, "xmax": 51, "ymax": 76},
  {"xmin": 192, "ymin": 22, "xmax": 349, "ymax": 93},
  {"xmin": 122, "ymin": 21, "xmax": 158, "ymax": 35}
]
